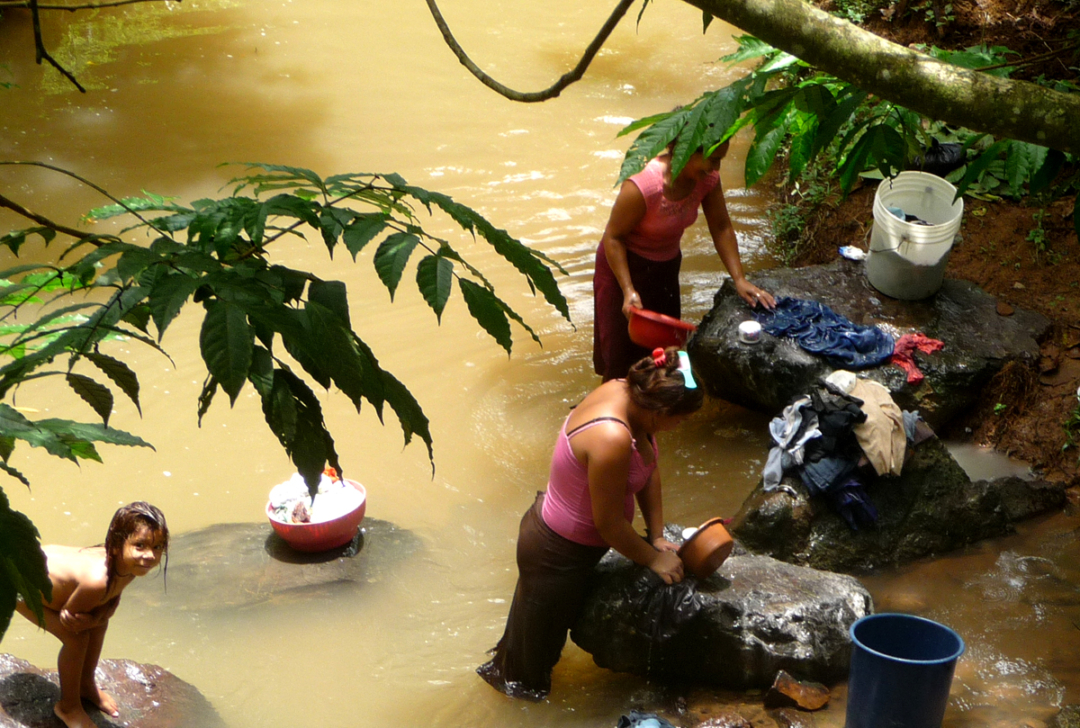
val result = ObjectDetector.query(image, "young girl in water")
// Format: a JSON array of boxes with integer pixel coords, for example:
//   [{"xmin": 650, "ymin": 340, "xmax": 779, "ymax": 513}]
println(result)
[{"xmin": 15, "ymin": 501, "xmax": 169, "ymax": 728}]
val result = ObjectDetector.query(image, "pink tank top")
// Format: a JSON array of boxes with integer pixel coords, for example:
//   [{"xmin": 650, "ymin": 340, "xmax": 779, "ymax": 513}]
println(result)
[
  {"xmin": 541, "ymin": 416, "xmax": 658, "ymax": 547},
  {"xmin": 624, "ymin": 159, "xmax": 720, "ymax": 262}
]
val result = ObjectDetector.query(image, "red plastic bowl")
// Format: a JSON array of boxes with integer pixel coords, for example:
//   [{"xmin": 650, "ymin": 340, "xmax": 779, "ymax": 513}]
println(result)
[
  {"xmin": 266, "ymin": 479, "xmax": 367, "ymax": 552},
  {"xmin": 628, "ymin": 308, "xmax": 697, "ymax": 349}
]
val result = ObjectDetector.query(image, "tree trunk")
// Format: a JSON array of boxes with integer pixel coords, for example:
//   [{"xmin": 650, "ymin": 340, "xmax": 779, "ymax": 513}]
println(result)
[{"xmin": 684, "ymin": 0, "xmax": 1080, "ymax": 155}]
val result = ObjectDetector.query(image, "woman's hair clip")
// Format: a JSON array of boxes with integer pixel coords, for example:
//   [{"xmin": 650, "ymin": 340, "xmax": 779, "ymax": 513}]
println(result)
[
  {"xmin": 652, "ymin": 348, "xmax": 667, "ymax": 368},
  {"xmin": 677, "ymin": 351, "xmax": 698, "ymax": 389}
]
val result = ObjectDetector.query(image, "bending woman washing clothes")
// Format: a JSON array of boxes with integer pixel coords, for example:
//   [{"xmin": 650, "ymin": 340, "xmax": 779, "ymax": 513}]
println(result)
[
  {"xmin": 477, "ymin": 346, "xmax": 703, "ymax": 700},
  {"xmin": 594, "ymin": 138, "xmax": 775, "ymax": 381}
]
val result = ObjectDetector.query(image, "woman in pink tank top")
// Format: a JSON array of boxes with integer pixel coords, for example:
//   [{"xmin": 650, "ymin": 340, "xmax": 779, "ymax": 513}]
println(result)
[
  {"xmin": 478, "ymin": 346, "xmax": 704, "ymax": 700},
  {"xmin": 593, "ymin": 137, "xmax": 777, "ymax": 380}
]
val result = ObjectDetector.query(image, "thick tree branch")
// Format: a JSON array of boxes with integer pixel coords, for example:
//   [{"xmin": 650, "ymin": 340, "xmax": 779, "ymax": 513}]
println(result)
[
  {"xmin": 425, "ymin": 0, "xmax": 635, "ymax": 102},
  {"xmin": 0, "ymin": 0, "xmax": 176, "ymax": 9},
  {"xmin": 685, "ymin": 0, "xmax": 1080, "ymax": 154}
]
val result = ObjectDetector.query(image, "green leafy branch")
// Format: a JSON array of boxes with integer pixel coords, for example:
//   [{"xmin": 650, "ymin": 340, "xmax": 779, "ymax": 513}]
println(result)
[{"xmin": 615, "ymin": 37, "xmax": 1079, "ymax": 241}]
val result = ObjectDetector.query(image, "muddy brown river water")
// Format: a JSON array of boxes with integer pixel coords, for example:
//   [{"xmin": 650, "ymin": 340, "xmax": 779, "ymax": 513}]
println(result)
[{"xmin": 2, "ymin": 2, "xmax": 1078, "ymax": 726}]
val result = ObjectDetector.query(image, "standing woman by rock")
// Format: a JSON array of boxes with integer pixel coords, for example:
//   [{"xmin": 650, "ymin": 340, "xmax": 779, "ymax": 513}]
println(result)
[
  {"xmin": 477, "ymin": 346, "xmax": 703, "ymax": 700},
  {"xmin": 593, "ymin": 138, "xmax": 775, "ymax": 381}
]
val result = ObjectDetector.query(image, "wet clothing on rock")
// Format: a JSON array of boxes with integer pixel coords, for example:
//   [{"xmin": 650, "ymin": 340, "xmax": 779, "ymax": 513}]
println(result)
[
  {"xmin": 850, "ymin": 378, "xmax": 907, "ymax": 477},
  {"xmin": 763, "ymin": 378, "xmax": 934, "ymax": 529},
  {"xmin": 753, "ymin": 297, "xmax": 895, "ymax": 369},
  {"xmin": 592, "ymin": 160, "xmax": 718, "ymax": 381},
  {"xmin": 890, "ymin": 332, "xmax": 945, "ymax": 385},
  {"xmin": 480, "ymin": 416, "xmax": 656, "ymax": 698}
]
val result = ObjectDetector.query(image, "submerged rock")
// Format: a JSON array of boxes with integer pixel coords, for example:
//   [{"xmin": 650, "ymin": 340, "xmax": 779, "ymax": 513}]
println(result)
[
  {"xmin": 571, "ymin": 538, "xmax": 871, "ymax": 689},
  {"xmin": 764, "ymin": 670, "xmax": 830, "ymax": 711},
  {"xmin": 729, "ymin": 438, "xmax": 1065, "ymax": 574},
  {"xmin": 0, "ymin": 654, "xmax": 223, "ymax": 728},
  {"xmin": 123, "ymin": 518, "xmax": 421, "ymax": 611},
  {"xmin": 688, "ymin": 260, "xmax": 1049, "ymax": 429}
]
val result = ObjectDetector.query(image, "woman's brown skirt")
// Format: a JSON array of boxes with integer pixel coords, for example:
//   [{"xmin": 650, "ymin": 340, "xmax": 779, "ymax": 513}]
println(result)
[{"xmin": 477, "ymin": 493, "xmax": 609, "ymax": 700}]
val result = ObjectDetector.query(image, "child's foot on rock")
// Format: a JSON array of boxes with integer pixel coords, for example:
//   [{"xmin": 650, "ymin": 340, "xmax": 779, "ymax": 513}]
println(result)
[
  {"xmin": 53, "ymin": 702, "xmax": 98, "ymax": 728},
  {"xmin": 81, "ymin": 685, "xmax": 120, "ymax": 716}
]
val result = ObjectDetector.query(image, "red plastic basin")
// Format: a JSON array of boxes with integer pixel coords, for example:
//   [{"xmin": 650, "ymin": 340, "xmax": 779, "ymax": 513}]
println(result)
[
  {"xmin": 628, "ymin": 308, "xmax": 697, "ymax": 349},
  {"xmin": 266, "ymin": 479, "xmax": 367, "ymax": 552}
]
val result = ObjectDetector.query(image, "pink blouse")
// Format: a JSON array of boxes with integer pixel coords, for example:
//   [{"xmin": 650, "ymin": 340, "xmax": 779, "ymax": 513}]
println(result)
[
  {"xmin": 624, "ymin": 159, "xmax": 720, "ymax": 262},
  {"xmin": 541, "ymin": 417, "xmax": 657, "ymax": 547}
]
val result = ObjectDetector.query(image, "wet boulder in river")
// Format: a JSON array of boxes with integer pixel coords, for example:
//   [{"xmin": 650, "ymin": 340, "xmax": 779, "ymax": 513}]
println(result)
[
  {"xmin": 570, "ymin": 536, "xmax": 871, "ymax": 688},
  {"xmin": 0, "ymin": 654, "xmax": 223, "ymax": 728},
  {"xmin": 687, "ymin": 259, "xmax": 1049, "ymax": 429},
  {"xmin": 729, "ymin": 438, "xmax": 1066, "ymax": 574},
  {"xmin": 122, "ymin": 519, "xmax": 421, "ymax": 612}
]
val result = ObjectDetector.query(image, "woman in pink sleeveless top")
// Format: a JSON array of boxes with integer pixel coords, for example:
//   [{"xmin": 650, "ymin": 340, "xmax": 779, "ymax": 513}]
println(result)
[
  {"xmin": 478, "ymin": 346, "xmax": 704, "ymax": 700},
  {"xmin": 593, "ymin": 138, "xmax": 777, "ymax": 381}
]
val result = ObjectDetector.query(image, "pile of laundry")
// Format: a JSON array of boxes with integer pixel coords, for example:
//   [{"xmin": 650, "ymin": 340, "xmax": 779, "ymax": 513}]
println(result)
[{"xmin": 763, "ymin": 370, "xmax": 936, "ymax": 530}]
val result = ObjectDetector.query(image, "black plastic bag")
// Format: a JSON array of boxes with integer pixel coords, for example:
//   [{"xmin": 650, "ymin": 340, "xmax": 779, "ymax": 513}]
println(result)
[
  {"xmin": 626, "ymin": 571, "xmax": 703, "ymax": 647},
  {"xmin": 909, "ymin": 139, "xmax": 965, "ymax": 178}
]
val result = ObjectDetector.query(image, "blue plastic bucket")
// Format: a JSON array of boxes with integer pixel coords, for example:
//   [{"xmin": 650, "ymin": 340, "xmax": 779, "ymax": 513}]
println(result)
[{"xmin": 845, "ymin": 613, "xmax": 965, "ymax": 728}]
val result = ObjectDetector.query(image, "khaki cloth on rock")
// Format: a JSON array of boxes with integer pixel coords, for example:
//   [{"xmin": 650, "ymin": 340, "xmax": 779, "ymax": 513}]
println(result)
[{"xmin": 850, "ymin": 379, "xmax": 906, "ymax": 476}]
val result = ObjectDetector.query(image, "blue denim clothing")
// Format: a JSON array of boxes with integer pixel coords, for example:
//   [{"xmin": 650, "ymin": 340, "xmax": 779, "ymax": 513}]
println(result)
[{"xmin": 753, "ymin": 297, "xmax": 895, "ymax": 369}]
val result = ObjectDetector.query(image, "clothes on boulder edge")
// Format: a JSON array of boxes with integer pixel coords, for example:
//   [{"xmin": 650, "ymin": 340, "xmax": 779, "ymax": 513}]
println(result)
[
  {"xmin": 890, "ymin": 332, "xmax": 945, "ymax": 385},
  {"xmin": 753, "ymin": 297, "xmax": 895, "ymax": 369}
]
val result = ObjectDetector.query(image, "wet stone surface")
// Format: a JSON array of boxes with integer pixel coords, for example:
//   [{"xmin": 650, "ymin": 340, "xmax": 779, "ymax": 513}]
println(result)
[
  {"xmin": 123, "ymin": 518, "xmax": 421, "ymax": 612},
  {"xmin": 688, "ymin": 260, "xmax": 1050, "ymax": 429},
  {"xmin": 729, "ymin": 438, "xmax": 1066, "ymax": 574},
  {"xmin": 0, "ymin": 654, "xmax": 223, "ymax": 728},
  {"xmin": 571, "ymin": 533, "xmax": 872, "ymax": 689}
]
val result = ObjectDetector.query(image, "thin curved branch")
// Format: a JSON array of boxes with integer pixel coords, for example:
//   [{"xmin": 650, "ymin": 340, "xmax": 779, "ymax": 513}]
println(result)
[
  {"xmin": 0, "ymin": 192, "xmax": 91, "ymax": 241},
  {"xmin": 425, "ymin": 0, "xmax": 636, "ymax": 102},
  {"xmin": 0, "ymin": 161, "xmax": 173, "ymax": 240},
  {"xmin": 29, "ymin": 0, "xmax": 86, "ymax": 93}
]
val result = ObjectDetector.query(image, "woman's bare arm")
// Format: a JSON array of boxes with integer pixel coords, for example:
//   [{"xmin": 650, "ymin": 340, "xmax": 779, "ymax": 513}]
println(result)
[
  {"xmin": 701, "ymin": 183, "xmax": 775, "ymax": 310},
  {"xmin": 600, "ymin": 180, "xmax": 648, "ymax": 319}
]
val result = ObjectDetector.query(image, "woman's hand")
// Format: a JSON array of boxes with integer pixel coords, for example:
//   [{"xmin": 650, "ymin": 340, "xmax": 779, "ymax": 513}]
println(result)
[
  {"xmin": 59, "ymin": 608, "xmax": 97, "ymax": 633},
  {"xmin": 621, "ymin": 289, "xmax": 642, "ymax": 320},
  {"xmin": 734, "ymin": 278, "xmax": 775, "ymax": 310},
  {"xmin": 648, "ymin": 549, "xmax": 684, "ymax": 585},
  {"xmin": 650, "ymin": 536, "xmax": 679, "ymax": 553}
]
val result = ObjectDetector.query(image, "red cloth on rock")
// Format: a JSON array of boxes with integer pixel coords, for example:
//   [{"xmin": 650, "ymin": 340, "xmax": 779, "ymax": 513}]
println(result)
[{"xmin": 890, "ymin": 333, "xmax": 944, "ymax": 384}]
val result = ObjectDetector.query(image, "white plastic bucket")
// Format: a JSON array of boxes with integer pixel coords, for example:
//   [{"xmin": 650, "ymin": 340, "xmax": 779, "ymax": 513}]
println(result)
[{"xmin": 866, "ymin": 171, "xmax": 963, "ymax": 300}]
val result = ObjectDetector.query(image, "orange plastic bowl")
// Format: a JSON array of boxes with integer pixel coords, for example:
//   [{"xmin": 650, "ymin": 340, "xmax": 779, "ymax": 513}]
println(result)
[
  {"xmin": 628, "ymin": 308, "xmax": 697, "ymax": 349},
  {"xmin": 677, "ymin": 517, "xmax": 734, "ymax": 580},
  {"xmin": 266, "ymin": 479, "xmax": 367, "ymax": 552}
]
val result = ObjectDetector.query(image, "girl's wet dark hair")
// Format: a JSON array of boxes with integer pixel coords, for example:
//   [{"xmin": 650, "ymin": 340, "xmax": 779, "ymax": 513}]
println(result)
[
  {"xmin": 626, "ymin": 346, "xmax": 704, "ymax": 417},
  {"xmin": 104, "ymin": 501, "xmax": 169, "ymax": 593}
]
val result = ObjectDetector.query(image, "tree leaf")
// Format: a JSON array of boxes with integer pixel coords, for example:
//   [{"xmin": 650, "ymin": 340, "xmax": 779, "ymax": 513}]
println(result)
[
  {"xmin": 381, "ymin": 367, "xmax": 433, "ymax": 465},
  {"xmin": 373, "ymin": 232, "xmax": 420, "ymax": 300},
  {"xmin": 66, "ymin": 374, "xmax": 114, "ymax": 427},
  {"xmin": 85, "ymin": 351, "xmax": 141, "ymax": 415},
  {"xmin": 342, "ymin": 214, "xmax": 390, "ymax": 260},
  {"xmin": 148, "ymin": 272, "xmax": 203, "ymax": 341},
  {"xmin": 458, "ymin": 279, "xmax": 512, "ymax": 355},
  {"xmin": 953, "ymin": 140, "xmax": 1010, "ymax": 199},
  {"xmin": 416, "ymin": 254, "xmax": 454, "ymax": 322},
  {"xmin": 744, "ymin": 111, "xmax": 789, "ymax": 187},
  {"xmin": 199, "ymin": 299, "xmax": 254, "ymax": 405},
  {"xmin": 308, "ymin": 279, "xmax": 351, "ymax": 327},
  {"xmin": 197, "ymin": 376, "xmax": 217, "ymax": 426},
  {"xmin": 0, "ymin": 489, "xmax": 50, "ymax": 637},
  {"xmin": 617, "ymin": 109, "xmax": 690, "ymax": 185},
  {"xmin": 1004, "ymin": 141, "xmax": 1047, "ymax": 196}
]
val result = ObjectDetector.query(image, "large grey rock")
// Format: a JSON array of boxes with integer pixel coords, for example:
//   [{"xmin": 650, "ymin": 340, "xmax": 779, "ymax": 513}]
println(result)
[
  {"xmin": 730, "ymin": 438, "xmax": 1066, "ymax": 574},
  {"xmin": 123, "ymin": 518, "xmax": 421, "ymax": 611},
  {"xmin": 687, "ymin": 260, "xmax": 1050, "ymax": 428},
  {"xmin": 0, "ymin": 654, "xmax": 223, "ymax": 728},
  {"xmin": 570, "ymin": 538, "xmax": 872, "ymax": 689}
]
